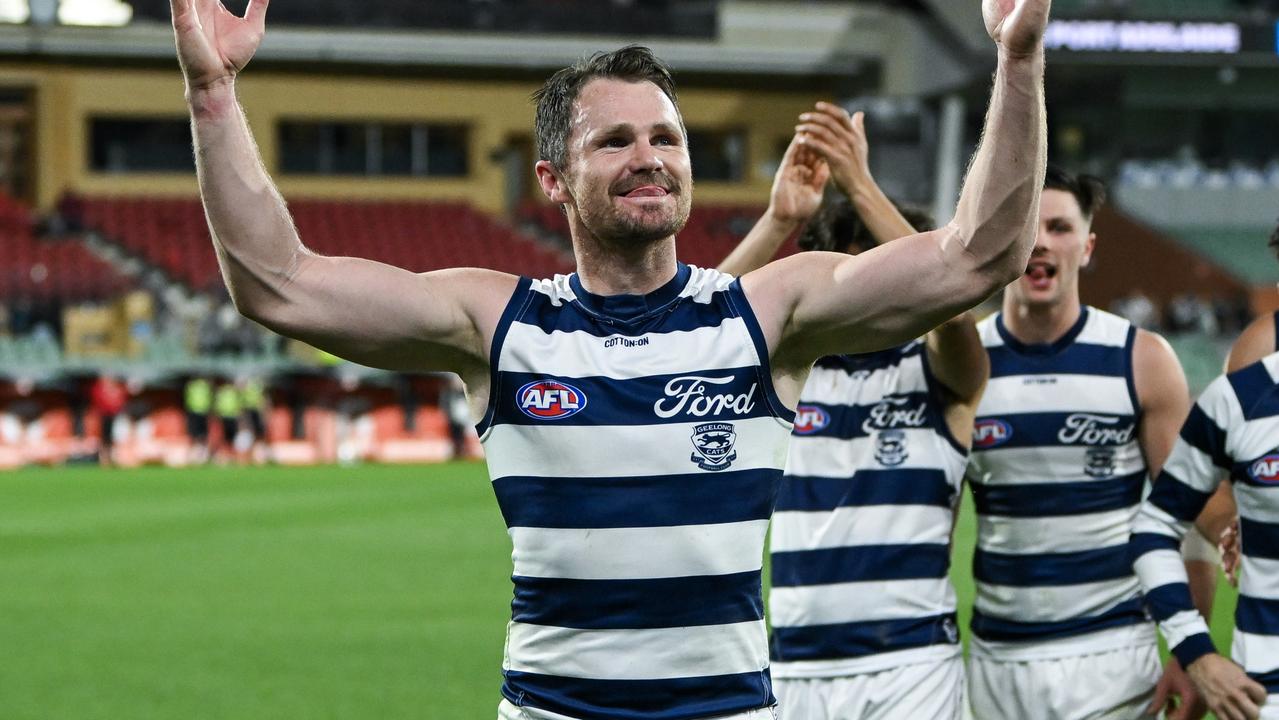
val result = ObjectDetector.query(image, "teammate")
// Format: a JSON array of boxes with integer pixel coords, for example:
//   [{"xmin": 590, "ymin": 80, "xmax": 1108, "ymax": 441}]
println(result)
[
  {"xmin": 719, "ymin": 104, "xmax": 987, "ymax": 719},
  {"xmin": 1223, "ymin": 223, "xmax": 1279, "ymax": 374},
  {"xmin": 170, "ymin": 0, "xmax": 1050, "ymax": 717},
  {"xmin": 965, "ymin": 166, "xmax": 1227, "ymax": 719},
  {"xmin": 1130, "ymin": 355, "xmax": 1279, "ymax": 720}
]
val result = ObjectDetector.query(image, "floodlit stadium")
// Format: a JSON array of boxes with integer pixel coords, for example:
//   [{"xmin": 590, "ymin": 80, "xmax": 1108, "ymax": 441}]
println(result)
[{"xmin": 1, "ymin": 1, "xmax": 1278, "ymax": 718}]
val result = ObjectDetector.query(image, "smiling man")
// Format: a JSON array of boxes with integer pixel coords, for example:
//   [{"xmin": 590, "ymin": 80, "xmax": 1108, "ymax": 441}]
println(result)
[
  {"xmin": 169, "ymin": 0, "xmax": 1050, "ymax": 717},
  {"xmin": 965, "ymin": 166, "xmax": 1227, "ymax": 719}
]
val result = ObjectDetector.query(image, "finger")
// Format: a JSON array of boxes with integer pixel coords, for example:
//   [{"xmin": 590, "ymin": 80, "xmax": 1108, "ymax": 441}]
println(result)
[
  {"xmin": 246, "ymin": 0, "xmax": 269, "ymax": 26},
  {"xmin": 170, "ymin": 0, "xmax": 191, "ymax": 17},
  {"xmin": 796, "ymin": 133, "xmax": 842, "ymax": 167},
  {"xmin": 799, "ymin": 111, "xmax": 855, "ymax": 145},
  {"xmin": 795, "ymin": 123, "xmax": 845, "ymax": 152},
  {"xmin": 1245, "ymin": 679, "xmax": 1268, "ymax": 704},
  {"xmin": 814, "ymin": 100, "xmax": 853, "ymax": 124},
  {"xmin": 852, "ymin": 111, "xmax": 867, "ymax": 139},
  {"xmin": 1148, "ymin": 681, "xmax": 1170, "ymax": 716}
]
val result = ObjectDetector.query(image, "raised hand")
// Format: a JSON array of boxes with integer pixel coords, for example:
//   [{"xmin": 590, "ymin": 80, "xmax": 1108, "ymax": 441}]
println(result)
[
  {"xmin": 769, "ymin": 133, "xmax": 830, "ymax": 226},
  {"xmin": 1187, "ymin": 654, "xmax": 1267, "ymax": 720},
  {"xmin": 170, "ymin": 0, "xmax": 269, "ymax": 91},
  {"xmin": 983, "ymin": 0, "xmax": 1052, "ymax": 57},
  {"xmin": 796, "ymin": 103, "xmax": 872, "ymax": 199}
]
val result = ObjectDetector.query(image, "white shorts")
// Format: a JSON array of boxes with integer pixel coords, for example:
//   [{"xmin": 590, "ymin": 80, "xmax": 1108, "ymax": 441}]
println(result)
[
  {"xmin": 498, "ymin": 698, "xmax": 779, "ymax": 720},
  {"xmin": 774, "ymin": 656, "xmax": 966, "ymax": 720},
  {"xmin": 968, "ymin": 644, "xmax": 1160, "ymax": 720},
  {"xmin": 1262, "ymin": 694, "xmax": 1279, "ymax": 720}
]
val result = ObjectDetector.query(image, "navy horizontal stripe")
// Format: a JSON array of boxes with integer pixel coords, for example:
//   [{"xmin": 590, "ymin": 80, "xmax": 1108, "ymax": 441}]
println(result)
[
  {"xmin": 511, "ymin": 571, "xmax": 762, "ymax": 630},
  {"xmin": 971, "ymin": 598, "xmax": 1147, "ymax": 643},
  {"xmin": 1231, "ymin": 362, "xmax": 1279, "ymax": 422},
  {"xmin": 970, "ymin": 411, "xmax": 1137, "ymax": 450},
  {"xmin": 519, "ymin": 286, "xmax": 738, "ymax": 338},
  {"xmin": 790, "ymin": 392, "xmax": 940, "ymax": 441},
  {"xmin": 1171, "ymin": 633, "xmax": 1216, "ymax": 669},
  {"xmin": 1148, "ymin": 473, "xmax": 1214, "ymax": 523},
  {"xmin": 1240, "ymin": 517, "xmax": 1279, "ymax": 561},
  {"xmin": 1141, "ymin": 581, "xmax": 1196, "ymax": 623},
  {"xmin": 987, "ymin": 342, "xmax": 1127, "ymax": 380},
  {"xmin": 971, "ymin": 472, "xmax": 1143, "ymax": 517},
  {"xmin": 776, "ymin": 469, "xmax": 955, "ymax": 512},
  {"xmin": 493, "ymin": 470, "xmax": 778, "ymax": 529},
  {"xmin": 974, "ymin": 545, "xmax": 1133, "ymax": 587},
  {"xmin": 1129, "ymin": 532, "xmax": 1180, "ymax": 564},
  {"xmin": 1249, "ymin": 668, "xmax": 1279, "ymax": 695},
  {"xmin": 1180, "ymin": 403, "xmax": 1231, "ymax": 470},
  {"xmin": 492, "ymin": 367, "xmax": 771, "ymax": 427},
  {"xmin": 770, "ymin": 612, "xmax": 958, "ymax": 662},
  {"xmin": 1236, "ymin": 595, "xmax": 1279, "ymax": 637},
  {"xmin": 503, "ymin": 669, "xmax": 773, "ymax": 720},
  {"xmin": 813, "ymin": 342, "xmax": 923, "ymax": 375},
  {"xmin": 771, "ymin": 543, "xmax": 950, "ymax": 587}
]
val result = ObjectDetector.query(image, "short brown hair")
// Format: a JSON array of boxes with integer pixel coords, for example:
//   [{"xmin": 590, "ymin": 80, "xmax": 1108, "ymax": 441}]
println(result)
[
  {"xmin": 799, "ymin": 188, "xmax": 934, "ymax": 254},
  {"xmin": 533, "ymin": 45, "xmax": 684, "ymax": 170}
]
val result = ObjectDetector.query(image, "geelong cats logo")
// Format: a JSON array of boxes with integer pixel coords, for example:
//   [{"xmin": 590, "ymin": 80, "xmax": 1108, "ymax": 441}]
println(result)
[
  {"xmin": 691, "ymin": 422, "xmax": 738, "ymax": 471},
  {"xmin": 875, "ymin": 429, "xmax": 909, "ymax": 467}
]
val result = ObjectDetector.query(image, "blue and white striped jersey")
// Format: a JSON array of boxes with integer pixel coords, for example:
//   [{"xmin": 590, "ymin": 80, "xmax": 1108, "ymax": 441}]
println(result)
[
  {"xmin": 477, "ymin": 263, "xmax": 795, "ymax": 720},
  {"xmin": 769, "ymin": 340, "xmax": 968, "ymax": 678},
  {"xmin": 968, "ymin": 307, "xmax": 1156, "ymax": 660},
  {"xmin": 1132, "ymin": 353, "xmax": 1279, "ymax": 693}
]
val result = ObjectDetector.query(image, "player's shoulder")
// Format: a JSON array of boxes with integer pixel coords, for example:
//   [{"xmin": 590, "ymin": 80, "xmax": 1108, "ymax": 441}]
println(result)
[{"xmin": 1226, "ymin": 312, "xmax": 1276, "ymax": 374}]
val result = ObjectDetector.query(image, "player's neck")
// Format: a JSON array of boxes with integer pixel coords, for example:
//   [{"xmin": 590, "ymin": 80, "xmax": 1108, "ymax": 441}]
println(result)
[
  {"xmin": 1002, "ymin": 294, "xmax": 1084, "ymax": 346},
  {"xmin": 570, "ymin": 230, "xmax": 679, "ymax": 297}
]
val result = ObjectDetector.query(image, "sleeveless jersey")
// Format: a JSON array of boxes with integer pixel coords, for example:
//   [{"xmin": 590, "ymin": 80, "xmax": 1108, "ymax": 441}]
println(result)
[
  {"xmin": 769, "ymin": 340, "xmax": 968, "ymax": 678},
  {"xmin": 967, "ymin": 307, "xmax": 1155, "ymax": 660},
  {"xmin": 1135, "ymin": 353, "xmax": 1279, "ymax": 693},
  {"xmin": 478, "ymin": 263, "xmax": 795, "ymax": 720}
]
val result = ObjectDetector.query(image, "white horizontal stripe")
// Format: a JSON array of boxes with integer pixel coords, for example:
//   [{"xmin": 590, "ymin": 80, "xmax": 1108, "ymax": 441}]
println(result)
[
  {"xmin": 1238, "ymin": 489, "xmax": 1279, "ymax": 525},
  {"xmin": 968, "ymin": 443, "xmax": 1146, "ymax": 486},
  {"xmin": 978, "ymin": 507, "xmax": 1135, "ymax": 555},
  {"xmin": 1240, "ymin": 556, "xmax": 1279, "ymax": 601},
  {"xmin": 1232, "ymin": 414, "xmax": 1279, "ymax": 465},
  {"xmin": 510, "ymin": 520, "xmax": 767, "ymax": 580},
  {"xmin": 500, "ymin": 316, "xmax": 759, "ymax": 381},
  {"xmin": 770, "ymin": 577, "xmax": 956, "ymax": 627},
  {"xmin": 979, "ymin": 375, "xmax": 1133, "ymax": 417},
  {"xmin": 785, "ymin": 429, "xmax": 965, "ymax": 478},
  {"xmin": 801, "ymin": 354, "xmax": 928, "ymax": 406},
  {"xmin": 1134, "ymin": 548, "xmax": 1192, "ymax": 597},
  {"xmin": 975, "ymin": 576, "xmax": 1139, "ymax": 623},
  {"xmin": 504, "ymin": 619, "xmax": 768, "ymax": 680},
  {"xmin": 1132, "ymin": 502, "xmax": 1192, "ymax": 541},
  {"xmin": 1160, "ymin": 608, "xmax": 1212, "ymax": 653},
  {"xmin": 1076, "ymin": 311, "xmax": 1131, "ymax": 347},
  {"xmin": 1161, "ymin": 438, "xmax": 1224, "ymax": 494},
  {"xmin": 485, "ymin": 416, "xmax": 788, "ymax": 480},
  {"xmin": 771, "ymin": 504, "xmax": 955, "ymax": 553},
  {"xmin": 1234, "ymin": 626, "xmax": 1279, "ymax": 676}
]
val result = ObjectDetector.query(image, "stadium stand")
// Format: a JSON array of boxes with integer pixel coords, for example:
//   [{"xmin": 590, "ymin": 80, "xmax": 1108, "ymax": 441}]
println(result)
[{"xmin": 0, "ymin": 192, "xmax": 129, "ymax": 303}]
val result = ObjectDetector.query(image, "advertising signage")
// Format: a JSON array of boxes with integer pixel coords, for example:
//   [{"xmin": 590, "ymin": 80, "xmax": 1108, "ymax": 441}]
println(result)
[{"xmin": 1045, "ymin": 19, "xmax": 1278, "ymax": 56}]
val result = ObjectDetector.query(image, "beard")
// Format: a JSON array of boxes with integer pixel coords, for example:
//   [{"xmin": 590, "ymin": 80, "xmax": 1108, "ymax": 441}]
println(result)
[{"xmin": 574, "ymin": 171, "xmax": 692, "ymax": 248}]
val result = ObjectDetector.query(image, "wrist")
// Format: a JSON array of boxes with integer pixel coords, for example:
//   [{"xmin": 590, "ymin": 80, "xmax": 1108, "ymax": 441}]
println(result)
[
  {"xmin": 763, "ymin": 206, "xmax": 806, "ymax": 232},
  {"xmin": 997, "ymin": 44, "xmax": 1046, "ymax": 67},
  {"xmin": 186, "ymin": 76, "xmax": 238, "ymax": 118}
]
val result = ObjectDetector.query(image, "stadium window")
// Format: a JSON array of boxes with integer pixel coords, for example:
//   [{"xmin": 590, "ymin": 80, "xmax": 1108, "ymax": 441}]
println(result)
[
  {"xmin": 687, "ymin": 128, "xmax": 746, "ymax": 182},
  {"xmin": 278, "ymin": 121, "xmax": 469, "ymax": 177},
  {"xmin": 89, "ymin": 117, "xmax": 194, "ymax": 173}
]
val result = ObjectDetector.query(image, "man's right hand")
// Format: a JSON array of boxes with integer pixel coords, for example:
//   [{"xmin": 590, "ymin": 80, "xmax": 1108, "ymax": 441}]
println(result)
[
  {"xmin": 1187, "ymin": 653, "xmax": 1267, "ymax": 720},
  {"xmin": 171, "ymin": 0, "xmax": 269, "ymax": 92}
]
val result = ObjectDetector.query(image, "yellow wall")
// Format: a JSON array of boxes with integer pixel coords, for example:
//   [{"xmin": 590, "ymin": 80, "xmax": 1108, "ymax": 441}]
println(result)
[{"xmin": 0, "ymin": 62, "xmax": 823, "ymax": 213}]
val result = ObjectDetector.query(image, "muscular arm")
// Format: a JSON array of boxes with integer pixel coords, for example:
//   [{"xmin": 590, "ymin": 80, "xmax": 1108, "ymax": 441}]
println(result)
[
  {"xmin": 743, "ymin": 36, "xmax": 1047, "ymax": 370},
  {"xmin": 190, "ymin": 84, "xmax": 511, "ymax": 373}
]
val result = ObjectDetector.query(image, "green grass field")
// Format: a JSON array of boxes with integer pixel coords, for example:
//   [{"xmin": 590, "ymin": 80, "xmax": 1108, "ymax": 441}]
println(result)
[{"xmin": 0, "ymin": 464, "xmax": 1240, "ymax": 719}]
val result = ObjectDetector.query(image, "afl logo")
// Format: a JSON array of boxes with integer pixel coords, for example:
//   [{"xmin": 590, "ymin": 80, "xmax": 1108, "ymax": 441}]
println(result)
[
  {"xmin": 1249, "ymin": 454, "xmax": 1279, "ymax": 484},
  {"xmin": 973, "ymin": 419, "xmax": 1012, "ymax": 449},
  {"xmin": 517, "ymin": 380, "xmax": 587, "ymax": 420},
  {"xmin": 794, "ymin": 405, "xmax": 830, "ymax": 435}
]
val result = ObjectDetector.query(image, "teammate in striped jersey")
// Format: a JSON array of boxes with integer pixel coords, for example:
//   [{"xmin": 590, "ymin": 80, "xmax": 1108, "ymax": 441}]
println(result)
[
  {"xmin": 1130, "ymin": 357, "xmax": 1279, "ymax": 720},
  {"xmin": 1223, "ymin": 225, "xmax": 1279, "ymax": 375},
  {"xmin": 720, "ymin": 104, "xmax": 987, "ymax": 720},
  {"xmin": 964, "ymin": 166, "xmax": 1233, "ymax": 720},
  {"xmin": 172, "ymin": 0, "xmax": 1051, "ymax": 716}
]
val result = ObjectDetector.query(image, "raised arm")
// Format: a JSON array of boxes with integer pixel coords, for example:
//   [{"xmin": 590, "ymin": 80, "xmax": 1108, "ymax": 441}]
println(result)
[
  {"xmin": 717, "ymin": 136, "xmax": 827, "ymax": 277},
  {"xmin": 742, "ymin": 0, "xmax": 1048, "ymax": 371},
  {"xmin": 172, "ymin": 0, "xmax": 513, "ymax": 377}
]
